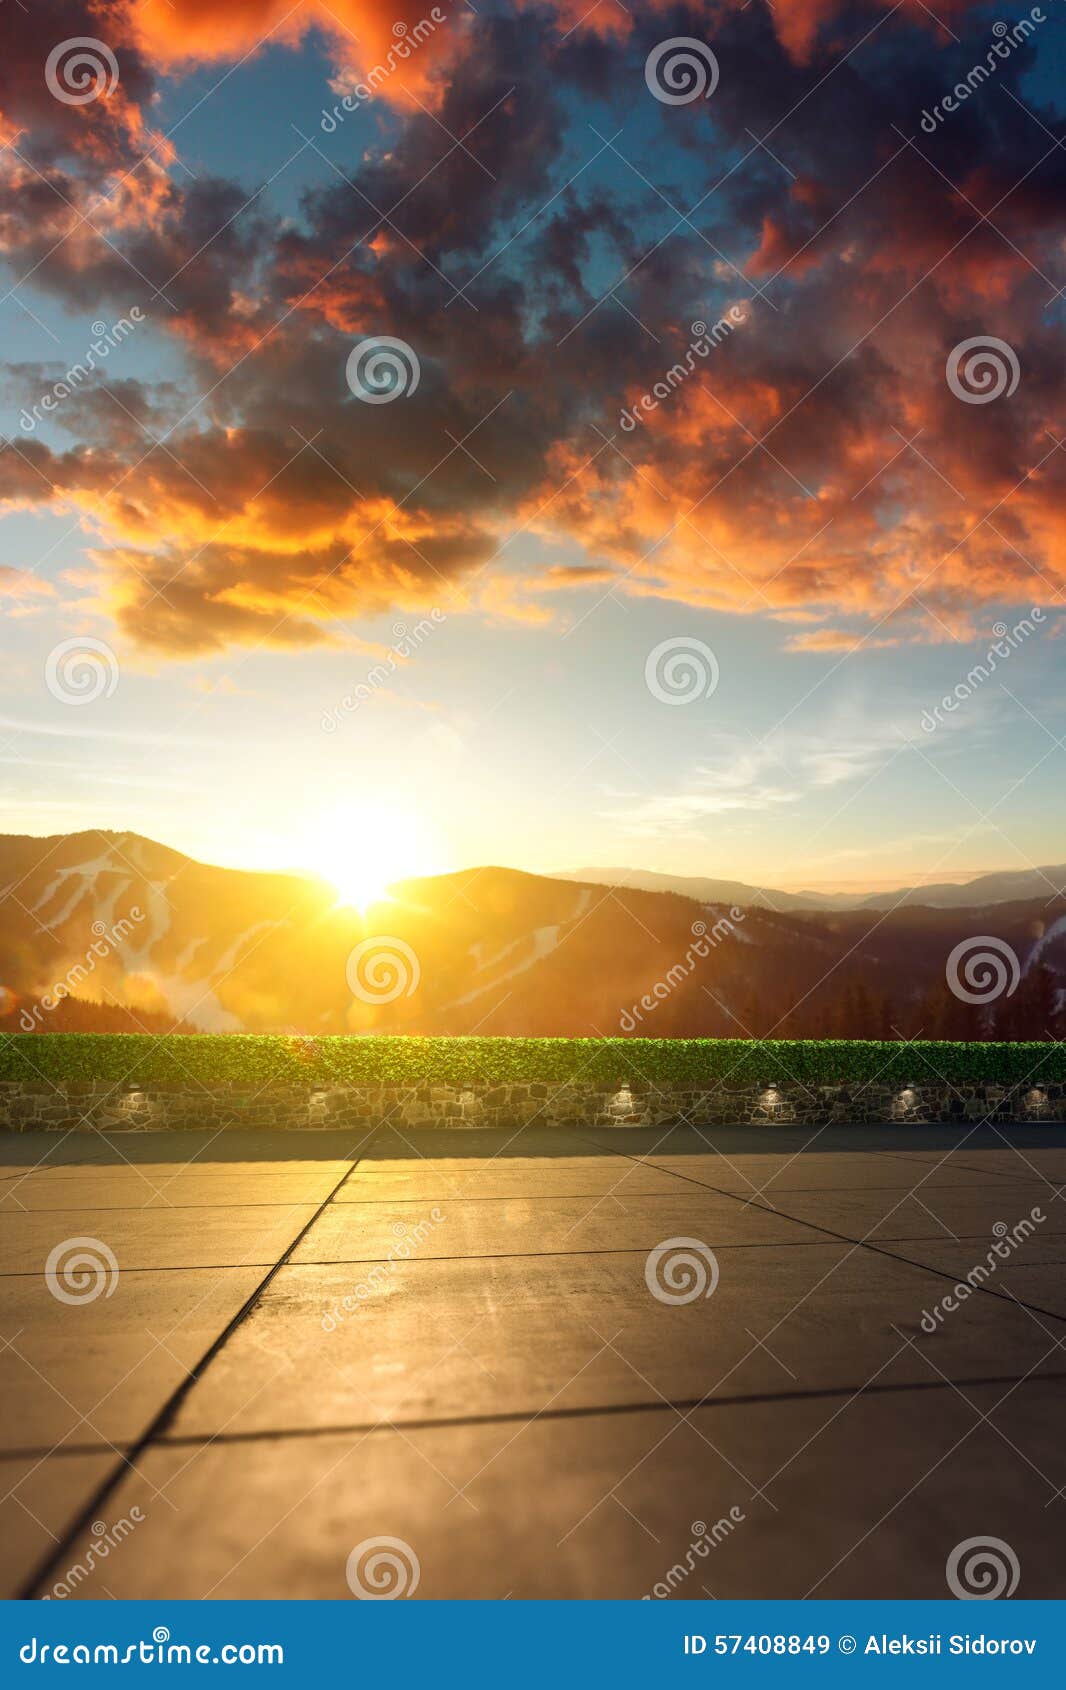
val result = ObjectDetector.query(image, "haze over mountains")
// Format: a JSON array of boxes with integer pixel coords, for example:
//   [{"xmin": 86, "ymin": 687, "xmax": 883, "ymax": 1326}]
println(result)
[
  {"xmin": 0, "ymin": 831, "xmax": 1063, "ymax": 1040},
  {"xmin": 556, "ymin": 865, "xmax": 1066, "ymax": 912}
]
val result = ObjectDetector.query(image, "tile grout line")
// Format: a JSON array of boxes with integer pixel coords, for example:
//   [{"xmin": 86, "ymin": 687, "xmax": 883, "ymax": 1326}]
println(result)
[
  {"xmin": 11, "ymin": 1125, "xmax": 1066, "ymax": 1595},
  {"xmin": 875, "ymin": 1146, "xmax": 1063, "ymax": 1185},
  {"xmin": 1, "ymin": 1174, "xmax": 1032, "ymax": 1213},
  {"xmin": 103, "ymin": 1364, "xmax": 1066, "ymax": 1449},
  {"xmin": 573, "ymin": 1132, "xmax": 1066, "ymax": 1329},
  {"xmin": 10, "ymin": 1366, "xmax": 1066, "ymax": 1465},
  {"xmin": 15, "ymin": 1136, "xmax": 381, "ymax": 1600}
]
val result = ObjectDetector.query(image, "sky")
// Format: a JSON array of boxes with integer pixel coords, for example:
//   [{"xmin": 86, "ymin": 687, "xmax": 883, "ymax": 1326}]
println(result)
[{"xmin": 0, "ymin": 0, "xmax": 1063, "ymax": 900}]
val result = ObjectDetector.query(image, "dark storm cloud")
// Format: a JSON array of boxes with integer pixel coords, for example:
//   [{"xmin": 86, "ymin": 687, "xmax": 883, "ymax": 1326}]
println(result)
[{"xmin": 1, "ymin": 0, "xmax": 1063, "ymax": 652}]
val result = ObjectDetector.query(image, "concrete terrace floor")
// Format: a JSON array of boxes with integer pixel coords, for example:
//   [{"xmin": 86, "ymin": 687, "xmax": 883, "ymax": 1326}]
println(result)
[{"xmin": 3, "ymin": 1121, "xmax": 1066, "ymax": 1601}]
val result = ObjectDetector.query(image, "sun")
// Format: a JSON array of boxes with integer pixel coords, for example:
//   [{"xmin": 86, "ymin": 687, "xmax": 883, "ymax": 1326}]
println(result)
[{"xmin": 302, "ymin": 800, "xmax": 437, "ymax": 913}]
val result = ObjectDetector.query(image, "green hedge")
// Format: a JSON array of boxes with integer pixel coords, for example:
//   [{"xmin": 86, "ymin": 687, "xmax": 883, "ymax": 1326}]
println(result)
[{"xmin": 0, "ymin": 1034, "xmax": 1064, "ymax": 1089}]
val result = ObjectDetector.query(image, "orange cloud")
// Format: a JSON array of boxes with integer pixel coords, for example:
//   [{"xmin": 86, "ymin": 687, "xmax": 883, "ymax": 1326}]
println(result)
[
  {"xmin": 1, "ymin": 0, "xmax": 1059, "ymax": 664},
  {"xmin": 0, "ymin": 567, "xmax": 55, "ymax": 600},
  {"xmin": 131, "ymin": 0, "xmax": 466, "ymax": 107},
  {"xmin": 748, "ymin": 0, "xmax": 975, "ymax": 64}
]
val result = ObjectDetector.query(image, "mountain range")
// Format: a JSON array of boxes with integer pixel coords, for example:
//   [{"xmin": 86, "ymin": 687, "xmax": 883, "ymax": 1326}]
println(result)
[
  {"xmin": 555, "ymin": 864, "xmax": 1066, "ymax": 911},
  {"xmin": 0, "ymin": 831, "xmax": 1062, "ymax": 1039}
]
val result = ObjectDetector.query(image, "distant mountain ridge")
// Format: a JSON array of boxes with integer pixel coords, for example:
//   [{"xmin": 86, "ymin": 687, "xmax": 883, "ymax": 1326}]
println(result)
[
  {"xmin": 0, "ymin": 830, "xmax": 1063, "ymax": 1038},
  {"xmin": 553, "ymin": 867, "xmax": 856, "ymax": 912},
  {"xmin": 555, "ymin": 864, "xmax": 1066, "ymax": 912}
]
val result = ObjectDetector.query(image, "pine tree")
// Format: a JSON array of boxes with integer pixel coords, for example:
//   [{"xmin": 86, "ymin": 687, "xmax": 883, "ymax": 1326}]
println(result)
[
  {"xmin": 877, "ymin": 994, "xmax": 898, "ymax": 1041},
  {"xmin": 998, "ymin": 962, "xmax": 1060, "ymax": 1041}
]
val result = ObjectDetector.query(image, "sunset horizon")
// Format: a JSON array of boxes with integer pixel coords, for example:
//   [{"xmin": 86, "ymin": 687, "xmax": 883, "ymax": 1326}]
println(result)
[{"xmin": 3, "ymin": 818, "xmax": 1065, "ymax": 902}]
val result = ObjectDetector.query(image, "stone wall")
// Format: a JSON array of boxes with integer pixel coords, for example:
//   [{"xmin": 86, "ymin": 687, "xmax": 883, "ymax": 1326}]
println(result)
[{"xmin": 0, "ymin": 1077, "xmax": 1061, "ymax": 1132}]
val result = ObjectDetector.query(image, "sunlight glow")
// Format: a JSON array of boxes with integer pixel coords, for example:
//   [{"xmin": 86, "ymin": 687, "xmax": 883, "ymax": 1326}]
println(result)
[{"xmin": 300, "ymin": 799, "xmax": 439, "ymax": 912}]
